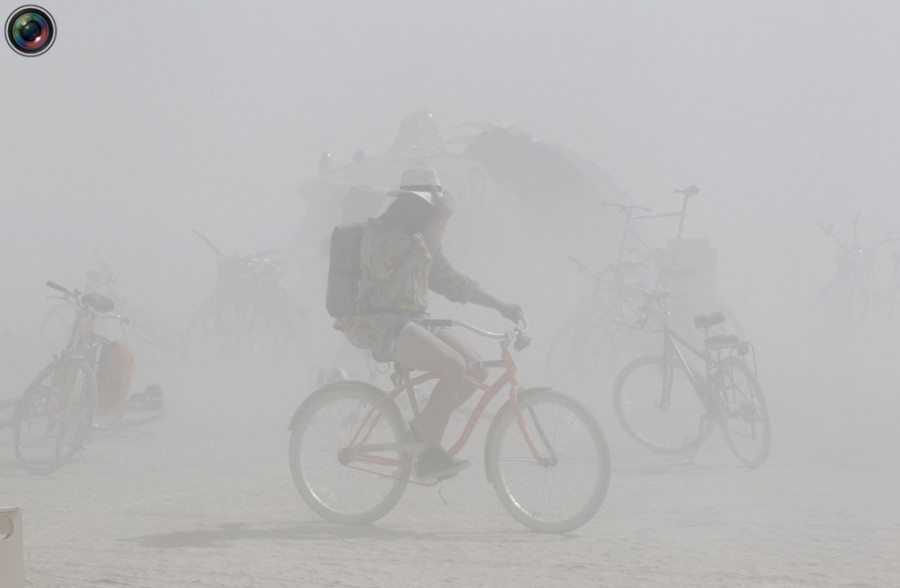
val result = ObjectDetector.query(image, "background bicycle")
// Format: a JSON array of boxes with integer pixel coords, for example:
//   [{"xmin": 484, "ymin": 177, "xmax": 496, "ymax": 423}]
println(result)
[
  {"xmin": 187, "ymin": 230, "xmax": 310, "ymax": 364},
  {"xmin": 39, "ymin": 255, "xmax": 185, "ymax": 367},
  {"xmin": 612, "ymin": 290, "xmax": 770, "ymax": 469},
  {"xmin": 546, "ymin": 187, "xmax": 742, "ymax": 383},
  {"xmin": 814, "ymin": 215, "xmax": 900, "ymax": 337},
  {"xmin": 288, "ymin": 318, "xmax": 611, "ymax": 533},
  {"xmin": 13, "ymin": 282, "xmax": 137, "ymax": 474}
]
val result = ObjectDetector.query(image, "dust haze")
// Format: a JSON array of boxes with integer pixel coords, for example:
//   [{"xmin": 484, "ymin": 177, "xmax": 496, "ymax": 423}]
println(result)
[{"xmin": 2, "ymin": 1, "xmax": 899, "ymax": 586}]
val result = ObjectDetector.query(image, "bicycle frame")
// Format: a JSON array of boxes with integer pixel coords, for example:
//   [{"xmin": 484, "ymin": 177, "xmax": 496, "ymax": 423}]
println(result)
[
  {"xmin": 655, "ymin": 324, "xmax": 708, "ymax": 398},
  {"xmin": 648, "ymin": 313, "xmax": 758, "ymax": 410},
  {"xmin": 343, "ymin": 322, "xmax": 545, "ymax": 472}
]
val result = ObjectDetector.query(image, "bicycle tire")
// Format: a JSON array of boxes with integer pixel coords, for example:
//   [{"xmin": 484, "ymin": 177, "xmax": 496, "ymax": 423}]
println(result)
[
  {"xmin": 13, "ymin": 358, "xmax": 97, "ymax": 475},
  {"xmin": 185, "ymin": 296, "xmax": 237, "ymax": 363},
  {"xmin": 714, "ymin": 357, "xmax": 771, "ymax": 469},
  {"xmin": 485, "ymin": 388, "xmax": 610, "ymax": 533},
  {"xmin": 288, "ymin": 381, "xmax": 411, "ymax": 525},
  {"xmin": 613, "ymin": 355, "xmax": 714, "ymax": 455}
]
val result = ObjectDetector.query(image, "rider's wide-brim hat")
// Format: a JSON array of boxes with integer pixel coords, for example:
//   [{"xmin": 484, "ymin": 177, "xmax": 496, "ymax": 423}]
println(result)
[{"xmin": 386, "ymin": 167, "xmax": 443, "ymax": 206}]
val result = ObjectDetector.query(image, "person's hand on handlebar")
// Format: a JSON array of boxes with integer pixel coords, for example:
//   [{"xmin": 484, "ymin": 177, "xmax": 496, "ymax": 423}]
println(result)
[{"xmin": 497, "ymin": 301, "xmax": 524, "ymax": 323}]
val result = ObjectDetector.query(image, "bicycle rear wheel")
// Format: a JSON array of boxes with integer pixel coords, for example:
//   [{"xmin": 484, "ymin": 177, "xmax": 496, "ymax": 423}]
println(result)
[
  {"xmin": 714, "ymin": 358, "xmax": 771, "ymax": 469},
  {"xmin": 613, "ymin": 355, "xmax": 714, "ymax": 455},
  {"xmin": 485, "ymin": 388, "xmax": 610, "ymax": 533},
  {"xmin": 13, "ymin": 358, "xmax": 97, "ymax": 475},
  {"xmin": 288, "ymin": 381, "xmax": 411, "ymax": 525}
]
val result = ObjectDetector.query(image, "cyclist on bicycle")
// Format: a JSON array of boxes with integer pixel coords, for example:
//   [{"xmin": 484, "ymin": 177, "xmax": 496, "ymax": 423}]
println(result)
[{"xmin": 334, "ymin": 167, "xmax": 523, "ymax": 480}]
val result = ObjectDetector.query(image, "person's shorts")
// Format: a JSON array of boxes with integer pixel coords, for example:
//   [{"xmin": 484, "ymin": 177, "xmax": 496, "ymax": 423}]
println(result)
[{"xmin": 373, "ymin": 314, "xmax": 442, "ymax": 362}]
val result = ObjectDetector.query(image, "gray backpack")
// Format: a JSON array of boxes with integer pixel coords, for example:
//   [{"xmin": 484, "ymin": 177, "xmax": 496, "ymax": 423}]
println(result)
[{"xmin": 325, "ymin": 223, "xmax": 365, "ymax": 318}]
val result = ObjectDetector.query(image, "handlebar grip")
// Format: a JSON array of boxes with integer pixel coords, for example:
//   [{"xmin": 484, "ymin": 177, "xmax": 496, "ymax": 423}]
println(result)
[{"xmin": 46, "ymin": 281, "xmax": 68, "ymax": 293}]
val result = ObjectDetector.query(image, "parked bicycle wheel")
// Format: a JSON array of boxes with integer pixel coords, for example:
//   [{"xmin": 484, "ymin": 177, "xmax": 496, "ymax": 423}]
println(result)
[
  {"xmin": 485, "ymin": 388, "xmax": 610, "ymax": 533},
  {"xmin": 13, "ymin": 358, "xmax": 97, "ymax": 474},
  {"xmin": 288, "ymin": 381, "xmax": 411, "ymax": 525},
  {"xmin": 714, "ymin": 357, "xmax": 770, "ymax": 469},
  {"xmin": 186, "ymin": 296, "xmax": 237, "ymax": 363},
  {"xmin": 818, "ymin": 276, "xmax": 869, "ymax": 336},
  {"xmin": 614, "ymin": 355, "xmax": 714, "ymax": 455}
]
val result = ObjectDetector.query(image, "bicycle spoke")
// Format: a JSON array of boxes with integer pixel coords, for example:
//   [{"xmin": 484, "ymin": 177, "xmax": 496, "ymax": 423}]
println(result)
[{"xmin": 488, "ymin": 389, "xmax": 610, "ymax": 533}]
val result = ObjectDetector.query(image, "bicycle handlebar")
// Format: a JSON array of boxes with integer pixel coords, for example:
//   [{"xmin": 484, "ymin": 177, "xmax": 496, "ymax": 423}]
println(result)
[
  {"xmin": 46, "ymin": 280, "xmax": 70, "ymax": 294},
  {"xmin": 192, "ymin": 229, "xmax": 225, "ymax": 257},
  {"xmin": 419, "ymin": 317, "xmax": 530, "ymax": 344},
  {"xmin": 602, "ymin": 202, "xmax": 652, "ymax": 213}
]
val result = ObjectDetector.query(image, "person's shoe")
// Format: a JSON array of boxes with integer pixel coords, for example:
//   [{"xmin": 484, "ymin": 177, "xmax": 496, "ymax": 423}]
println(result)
[
  {"xmin": 130, "ymin": 384, "xmax": 165, "ymax": 410},
  {"xmin": 414, "ymin": 447, "xmax": 470, "ymax": 481}
]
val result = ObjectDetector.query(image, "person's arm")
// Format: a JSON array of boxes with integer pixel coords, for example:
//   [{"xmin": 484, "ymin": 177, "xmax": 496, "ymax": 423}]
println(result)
[{"xmin": 466, "ymin": 285, "xmax": 524, "ymax": 322}]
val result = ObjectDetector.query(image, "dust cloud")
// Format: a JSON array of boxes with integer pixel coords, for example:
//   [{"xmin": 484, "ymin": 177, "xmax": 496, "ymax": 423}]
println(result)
[{"xmin": 2, "ymin": 2, "xmax": 899, "ymax": 586}]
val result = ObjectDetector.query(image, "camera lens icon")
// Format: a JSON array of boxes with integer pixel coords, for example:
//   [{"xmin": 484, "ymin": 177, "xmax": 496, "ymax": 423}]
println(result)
[{"xmin": 6, "ymin": 5, "xmax": 56, "ymax": 56}]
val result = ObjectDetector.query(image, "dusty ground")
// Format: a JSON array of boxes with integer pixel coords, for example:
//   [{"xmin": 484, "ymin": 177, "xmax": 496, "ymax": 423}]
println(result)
[{"xmin": 2, "ymin": 331, "xmax": 899, "ymax": 588}]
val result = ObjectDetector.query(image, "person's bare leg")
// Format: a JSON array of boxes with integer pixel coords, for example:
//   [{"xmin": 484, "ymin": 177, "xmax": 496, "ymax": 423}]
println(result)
[
  {"xmin": 434, "ymin": 327, "xmax": 488, "ymax": 407},
  {"xmin": 390, "ymin": 323, "xmax": 466, "ymax": 449}
]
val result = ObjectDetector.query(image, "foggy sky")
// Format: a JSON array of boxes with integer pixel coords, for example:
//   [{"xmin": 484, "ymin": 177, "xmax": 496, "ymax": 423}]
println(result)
[{"xmin": 3, "ymin": 1, "xmax": 900, "ymax": 344}]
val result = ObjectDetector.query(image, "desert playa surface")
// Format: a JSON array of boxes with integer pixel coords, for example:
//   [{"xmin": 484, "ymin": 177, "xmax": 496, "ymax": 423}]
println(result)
[{"xmin": 2, "ymin": 338, "xmax": 899, "ymax": 588}]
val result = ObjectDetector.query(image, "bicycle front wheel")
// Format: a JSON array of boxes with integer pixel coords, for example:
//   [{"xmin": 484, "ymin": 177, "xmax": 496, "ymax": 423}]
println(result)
[
  {"xmin": 714, "ymin": 358, "xmax": 771, "ymax": 469},
  {"xmin": 613, "ymin": 355, "xmax": 714, "ymax": 455},
  {"xmin": 13, "ymin": 358, "xmax": 97, "ymax": 475},
  {"xmin": 288, "ymin": 381, "xmax": 411, "ymax": 525},
  {"xmin": 485, "ymin": 388, "xmax": 610, "ymax": 533}
]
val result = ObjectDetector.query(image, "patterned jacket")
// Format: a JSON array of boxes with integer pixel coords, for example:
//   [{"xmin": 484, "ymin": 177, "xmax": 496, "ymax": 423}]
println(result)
[{"xmin": 334, "ymin": 219, "xmax": 476, "ymax": 354}]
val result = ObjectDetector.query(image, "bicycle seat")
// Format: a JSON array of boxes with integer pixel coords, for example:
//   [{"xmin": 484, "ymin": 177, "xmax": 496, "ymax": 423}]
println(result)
[
  {"xmin": 82, "ymin": 292, "xmax": 115, "ymax": 313},
  {"xmin": 694, "ymin": 312, "xmax": 725, "ymax": 330},
  {"xmin": 674, "ymin": 185, "xmax": 700, "ymax": 198}
]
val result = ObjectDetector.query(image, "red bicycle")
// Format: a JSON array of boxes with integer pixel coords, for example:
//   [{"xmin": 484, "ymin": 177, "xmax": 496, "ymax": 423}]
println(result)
[{"xmin": 288, "ymin": 318, "xmax": 610, "ymax": 533}]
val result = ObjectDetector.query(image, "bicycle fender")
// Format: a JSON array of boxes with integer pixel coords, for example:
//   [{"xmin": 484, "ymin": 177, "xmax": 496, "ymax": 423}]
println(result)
[
  {"xmin": 483, "ymin": 386, "xmax": 554, "ymax": 483},
  {"xmin": 286, "ymin": 380, "xmax": 386, "ymax": 431}
]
